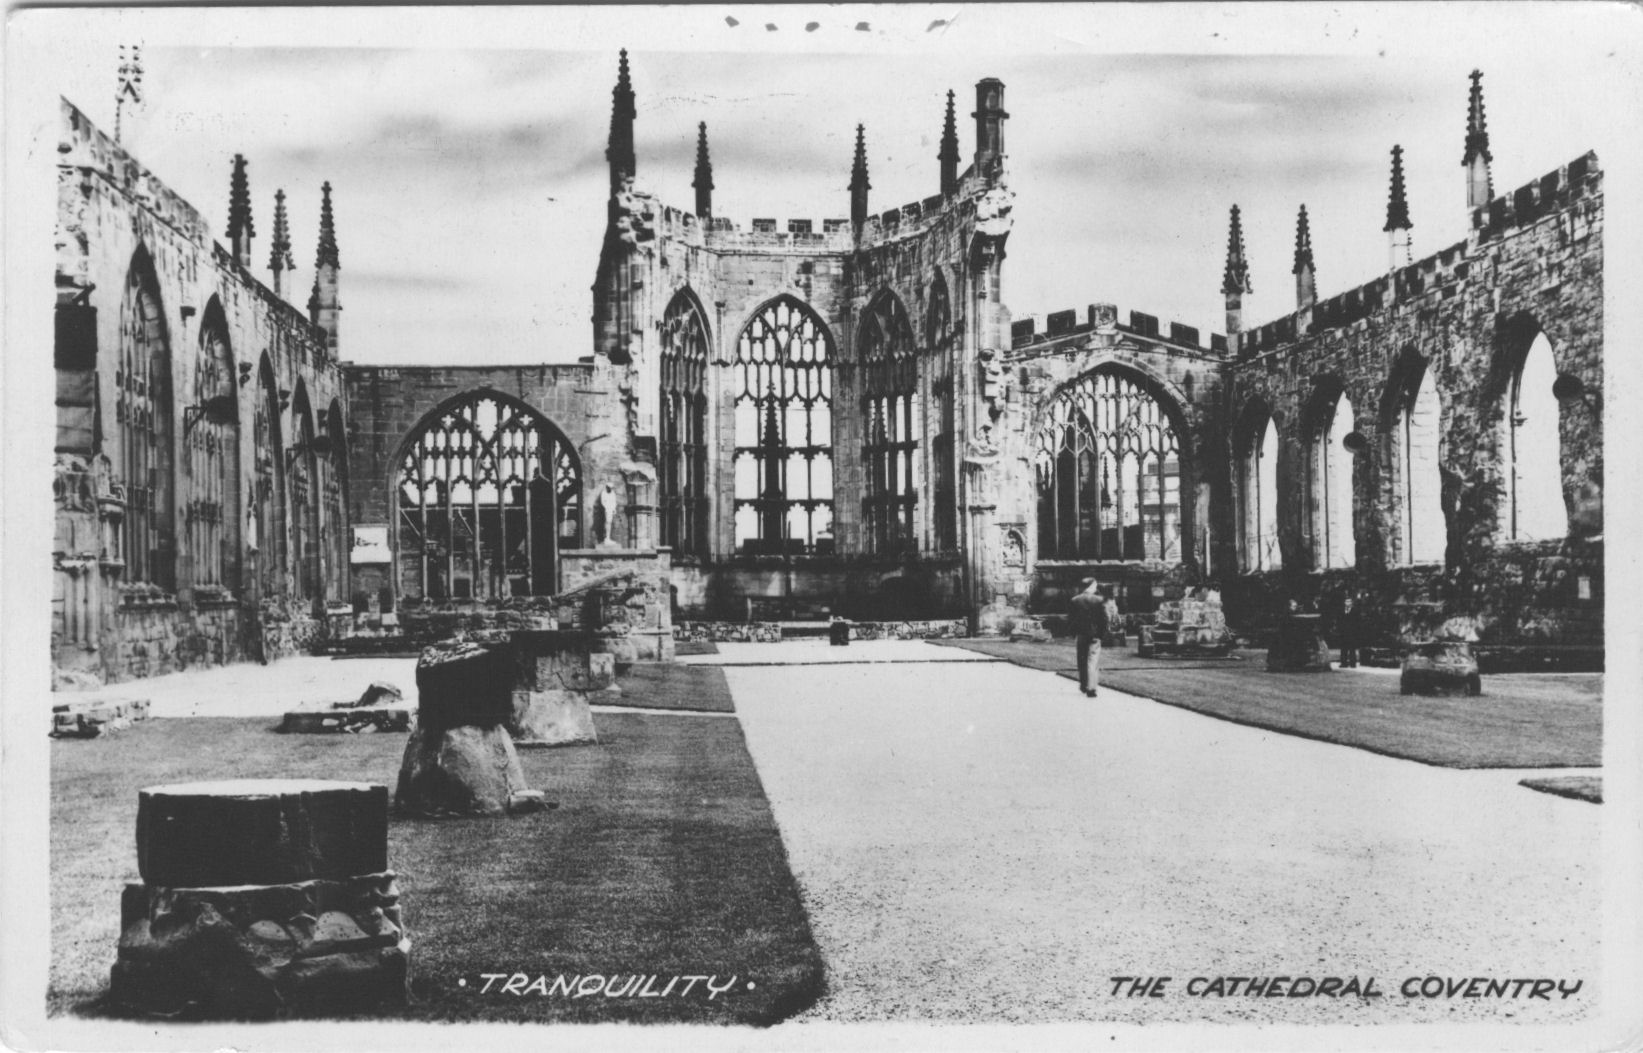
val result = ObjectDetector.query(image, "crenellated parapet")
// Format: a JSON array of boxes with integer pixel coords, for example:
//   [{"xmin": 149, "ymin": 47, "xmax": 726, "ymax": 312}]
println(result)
[{"xmin": 1010, "ymin": 305, "xmax": 1226, "ymax": 358}]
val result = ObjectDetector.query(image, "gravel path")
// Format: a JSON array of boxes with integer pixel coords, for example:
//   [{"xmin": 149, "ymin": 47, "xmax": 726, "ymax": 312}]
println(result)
[{"xmin": 728, "ymin": 649, "xmax": 1600, "ymax": 1026}]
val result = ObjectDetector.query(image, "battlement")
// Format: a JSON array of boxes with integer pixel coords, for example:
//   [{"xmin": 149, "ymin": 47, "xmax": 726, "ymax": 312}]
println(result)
[
  {"xmin": 1238, "ymin": 152, "xmax": 1601, "ymax": 360},
  {"xmin": 58, "ymin": 98, "xmax": 210, "ymax": 247},
  {"xmin": 1010, "ymin": 304, "xmax": 1225, "ymax": 356},
  {"xmin": 653, "ymin": 203, "xmax": 856, "ymax": 252},
  {"xmin": 208, "ymin": 240, "xmax": 328, "ymax": 350},
  {"xmin": 1471, "ymin": 151, "xmax": 1601, "ymax": 244}
]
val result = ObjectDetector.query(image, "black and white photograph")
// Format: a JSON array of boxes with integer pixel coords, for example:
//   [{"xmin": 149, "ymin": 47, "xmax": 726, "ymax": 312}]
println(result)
[{"xmin": 3, "ymin": 4, "xmax": 1641, "ymax": 1050}]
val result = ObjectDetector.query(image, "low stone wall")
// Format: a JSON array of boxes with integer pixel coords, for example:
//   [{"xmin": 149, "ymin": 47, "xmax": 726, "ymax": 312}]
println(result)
[
  {"xmin": 675, "ymin": 621, "xmax": 783, "ymax": 643},
  {"xmin": 673, "ymin": 619, "xmax": 968, "ymax": 643},
  {"xmin": 847, "ymin": 619, "xmax": 969, "ymax": 641}
]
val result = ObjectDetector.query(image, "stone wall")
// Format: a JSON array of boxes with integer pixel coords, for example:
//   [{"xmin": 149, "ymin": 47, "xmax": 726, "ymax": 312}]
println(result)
[
  {"xmin": 1222, "ymin": 153, "xmax": 1603, "ymax": 663},
  {"xmin": 52, "ymin": 98, "xmax": 345, "ymax": 685},
  {"xmin": 669, "ymin": 555, "xmax": 966, "ymax": 622}
]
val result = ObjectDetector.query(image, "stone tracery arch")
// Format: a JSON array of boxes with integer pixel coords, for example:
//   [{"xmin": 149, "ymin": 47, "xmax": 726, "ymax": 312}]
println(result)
[
  {"xmin": 659, "ymin": 287, "xmax": 710, "ymax": 558},
  {"xmin": 118, "ymin": 245, "xmax": 176, "ymax": 591},
  {"xmin": 859, "ymin": 289, "xmax": 917, "ymax": 553},
  {"xmin": 1234, "ymin": 398, "xmax": 1281, "ymax": 572},
  {"xmin": 394, "ymin": 390, "xmax": 581, "ymax": 601}
]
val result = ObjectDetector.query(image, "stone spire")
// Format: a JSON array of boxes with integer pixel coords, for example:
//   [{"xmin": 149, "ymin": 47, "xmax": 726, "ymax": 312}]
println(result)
[
  {"xmin": 939, "ymin": 89, "xmax": 960, "ymax": 196},
  {"xmin": 1384, "ymin": 144, "xmax": 1413, "ymax": 269},
  {"xmin": 269, "ymin": 188, "xmax": 295, "ymax": 297},
  {"xmin": 227, "ymin": 154, "xmax": 255, "ymax": 269},
  {"xmin": 607, "ymin": 49, "xmax": 637, "ymax": 195},
  {"xmin": 850, "ymin": 124, "xmax": 871, "ymax": 230},
  {"xmin": 692, "ymin": 121, "xmax": 714, "ymax": 219},
  {"xmin": 308, "ymin": 182, "xmax": 340, "ymax": 356},
  {"xmin": 1221, "ymin": 204, "xmax": 1252, "ymax": 338},
  {"xmin": 115, "ymin": 44, "xmax": 143, "ymax": 145},
  {"xmin": 1293, "ymin": 204, "xmax": 1316, "ymax": 311},
  {"xmin": 1463, "ymin": 69, "xmax": 1493, "ymax": 211}
]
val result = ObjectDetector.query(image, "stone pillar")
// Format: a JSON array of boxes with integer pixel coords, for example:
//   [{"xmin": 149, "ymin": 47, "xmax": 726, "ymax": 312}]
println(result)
[
  {"xmin": 395, "ymin": 641, "xmax": 543, "ymax": 816},
  {"xmin": 109, "ymin": 779, "xmax": 408, "ymax": 1019},
  {"xmin": 507, "ymin": 629, "xmax": 606, "ymax": 748}
]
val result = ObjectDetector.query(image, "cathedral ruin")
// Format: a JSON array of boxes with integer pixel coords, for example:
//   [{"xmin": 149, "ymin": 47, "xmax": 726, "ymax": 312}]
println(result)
[{"xmin": 52, "ymin": 54, "xmax": 1604, "ymax": 683}]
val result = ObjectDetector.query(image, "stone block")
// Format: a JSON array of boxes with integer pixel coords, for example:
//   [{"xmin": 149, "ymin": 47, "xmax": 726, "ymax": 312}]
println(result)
[
  {"xmin": 394, "ymin": 724, "xmax": 530, "ymax": 817},
  {"xmin": 509, "ymin": 689, "xmax": 599, "ymax": 748},
  {"xmin": 415, "ymin": 640, "xmax": 513, "ymax": 730},
  {"xmin": 1265, "ymin": 614, "xmax": 1333, "ymax": 672},
  {"xmin": 51, "ymin": 697, "xmax": 150, "ymax": 738},
  {"xmin": 1400, "ymin": 640, "xmax": 1482, "ymax": 696},
  {"xmin": 1008, "ymin": 617, "xmax": 1051, "ymax": 643},
  {"xmin": 279, "ymin": 707, "xmax": 411, "ymax": 735},
  {"xmin": 348, "ymin": 681, "xmax": 404, "ymax": 708},
  {"xmin": 137, "ymin": 780, "xmax": 390, "ymax": 887},
  {"xmin": 110, "ymin": 873, "xmax": 408, "ymax": 1019}
]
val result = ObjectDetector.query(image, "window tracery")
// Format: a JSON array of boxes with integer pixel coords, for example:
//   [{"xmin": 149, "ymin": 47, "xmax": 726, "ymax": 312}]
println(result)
[
  {"xmin": 660, "ymin": 292, "xmax": 710, "ymax": 557},
  {"xmin": 860, "ymin": 292, "xmax": 918, "ymax": 554}
]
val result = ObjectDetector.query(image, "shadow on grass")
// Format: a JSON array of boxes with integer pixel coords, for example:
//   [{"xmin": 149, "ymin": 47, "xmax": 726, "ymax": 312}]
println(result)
[{"xmin": 51, "ymin": 711, "xmax": 823, "ymax": 1025}]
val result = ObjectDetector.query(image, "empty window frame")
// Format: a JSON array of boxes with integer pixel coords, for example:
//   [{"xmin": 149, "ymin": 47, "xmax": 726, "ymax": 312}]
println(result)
[
  {"xmin": 659, "ymin": 292, "xmax": 710, "ymax": 557},
  {"xmin": 1238, "ymin": 410, "xmax": 1281, "ymax": 571},
  {"xmin": 1391, "ymin": 366, "xmax": 1444, "ymax": 563},
  {"xmin": 732, "ymin": 297, "xmax": 834, "ymax": 555},
  {"xmin": 1500, "ymin": 332, "xmax": 1565, "ymax": 541},
  {"xmin": 1310, "ymin": 392, "xmax": 1357, "ymax": 569},
  {"xmin": 927, "ymin": 275, "xmax": 957, "ymax": 552},
  {"xmin": 187, "ymin": 313, "xmax": 240, "ymax": 592},
  {"xmin": 860, "ymin": 292, "xmax": 918, "ymax": 554},
  {"xmin": 117, "ymin": 250, "xmax": 176, "ymax": 591}
]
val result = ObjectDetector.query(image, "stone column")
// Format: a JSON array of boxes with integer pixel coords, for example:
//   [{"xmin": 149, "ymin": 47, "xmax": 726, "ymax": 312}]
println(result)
[
  {"xmin": 110, "ymin": 779, "xmax": 408, "ymax": 1018},
  {"xmin": 394, "ymin": 640, "xmax": 544, "ymax": 816}
]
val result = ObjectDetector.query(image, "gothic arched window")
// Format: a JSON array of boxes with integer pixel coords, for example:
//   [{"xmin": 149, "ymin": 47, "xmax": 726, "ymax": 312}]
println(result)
[
  {"xmin": 1237, "ymin": 407, "xmax": 1280, "ymax": 572},
  {"xmin": 1309, "ymin": 391, "xmax": 1357, "ymax": 569},
  {"xmin": 927, "ymin": 275, "xmax": 957, "ymax": 552},
  {"xmin": 1035, "ymin": 370, "xmax": 1182, "ymax": 561},
  {"xmin": 1391, "ymin": 365, "xmax": 1444, "ymax": 564},
  {"xmin": 732, "ymin": 297, "xmax": 834, "ymax": 555},
  {"xmin": 290, "ymin": 388, "xmax": 320, "ymax": 602},
  {"xmin": 660, "ymin": 291, "xmax": 710, "ymax": 558},
  {"xmin": 323, "ymin": 400, "xmax": 350, "ymax": 603},
  {"xmin": 1500, "ymin": 332, "xmax": 1565, "ymax": 541},
  {"xmin": 117, "ymin": 249, "xmax": 176, "ymax": 591},
  {"xmin": 396, "ymin": 392, "xmax": 581, "ymax": 602},
  {"xmin": 860, "ymin": 291, "xmax": 918, "ymax": 554},
  {"xmin": 252, "ymin": 356, "xmax": 287, "ymax": 596},
  {"xmin": 188, "ymin": 307, "xmax": 240, "ymax": 592}
]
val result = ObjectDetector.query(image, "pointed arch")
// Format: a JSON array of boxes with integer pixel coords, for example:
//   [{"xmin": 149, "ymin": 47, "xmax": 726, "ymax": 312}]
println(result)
[
  {"xmin": 1234, "ymin": 398, "xmax": 1281, "ymax": 572},
  {"xmin": 659, "ymin": 286, "xmax": 710, "ymax": 557},
  {"xmin": 731, "ymin": 294, "xmax": 835, "ymax": 554},
  {"xmin": 1305, "ymin": 380, "xmax": 1357, "ymax": 569},
  {"xmin": 394, "ymin": 389, "xmax": 582, "ymax": 602},
  {"xmin": 324, "ymin": 398, "xmax": 350, "ymax": 603},
  {"xmin": 289, "ymin": 381, "xmax": 321, "ymax": 602},
  {"xmin": 1034, "ymin": 365, "xmax": 1186, "ymax": 562},
  {"xmin": 252, "ymin": 352, "xmax": 288, "ymax": 596},
  {"xmin": 118, "ymin": 245, "xmax": 176, "ymax": 591},
  {"xmin": 188, "ymin": 295, "xmax": 241, "ymax": 592},
  {"xmin": 859, "ymin": 289, "xmax": 918, "ymax": 553},
  {"xmin": 1384, "ymin": 352, "xmax": 1444, "ymax": 564},
  {"xmin": 1498, "ymin": 326, "xmax": 1566, "ymax": 541},
  {"xmin": 927, "ymin": 271, "xmax": 957, "ymax": 550}
]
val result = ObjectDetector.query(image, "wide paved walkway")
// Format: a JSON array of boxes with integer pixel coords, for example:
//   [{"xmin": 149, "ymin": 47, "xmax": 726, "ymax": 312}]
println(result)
[{"xmin": 724, "ymin": 642, "xmax": 1600, "ymax": 1026}]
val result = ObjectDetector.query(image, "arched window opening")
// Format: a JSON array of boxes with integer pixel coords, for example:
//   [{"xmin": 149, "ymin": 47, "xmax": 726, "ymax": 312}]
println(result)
[
  {"xmin": 289, "ymin": 390, "xmax": 320, "ymax": 603},
  {"xmin": 396, "ymin": 393, "xmax": 581, "ymax": 602},
  {"xmin": 1393, "ymin": 368, "xmax": 1444, "ymax": 564},
  {"xmin": 1310, "ymin": 392, "xmax": 1357, "ymax": 569},
  {"xmin": 659, "ymin": 292, "xmax": 710, "ymax": 558},
  {"xmin": 1238, "ymin": 411, "xmax": 1281, "ymax": 572},
  {"xmin": 117, "ymin": 250, "xmax": 176, "ymax": 592},
  {"xmin": 188, "ymin": 314, "xmax": 240, "ymax": 592},
  {"xmin": 252, "ymin": 358, "xmax": 287, "ymax": 597},
  {"xmin": 1501, "ymin": 333, "xmax": 1565, "ymax": 541},
  {"xmin": 860, "ymin": 292, "xmax": 918, "ymax": 554},
  {"xmin": 1034, "ymin": 370, "xmax": 1182, "ymax": 561},
  {"xmin": 927, "ymin": 276, "xmax": 957, "ymax": 552},
  {"xmin": 732, "ymin": 297, "xmax": 834, "ymax": 555},
  {"xmin": 323, "ymin": 401, "xmax": 350, "ymax": 603}
]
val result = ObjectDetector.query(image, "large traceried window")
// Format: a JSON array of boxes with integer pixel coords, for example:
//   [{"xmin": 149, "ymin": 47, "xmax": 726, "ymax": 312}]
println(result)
[
  {"xmin": 659, "ymin": 291, "xmax": 710, "ymax": 558},
  {"xmin": 733, "ymin": 297, "xmax": 834, "ymax": 555},
  {"xmin": 860, "ymin": 291, "xmax": 918, "ymax": 554},
  {"xmin": 927, "ymin": 275, "xmax": 957, "ymax": 552},
  {"xmin": 1392, "ymin": 365, "xmax": 1444, "ymax": 564},
  {"xmin": 1238, "ymin": 408, "xmax": 1281, "ymax": 572},
  {"xmin": 1035, "ymin": 370, "xmax": 1182, "ymax": 561},
  {"xmin": 188, "ymin": 309, "xmax": 240, "ymax": 592},
  {"xmin": 1310, "ymin": 391, "xmax": 1357, "ymax": 569},
  {"xmin": 117, "ymin": 249, "xmax": 176, "ymax": 591},
  {"xmin": 397, "ymin": 393, "xmax": 581, "ymax": 601},
  {"xmin": 1500, "ymin": 332, "xmax": 1565, "ymax": 541},
  {"xmin": 252, "ymin": 356, "xmax": 287, "ymax": 597}
]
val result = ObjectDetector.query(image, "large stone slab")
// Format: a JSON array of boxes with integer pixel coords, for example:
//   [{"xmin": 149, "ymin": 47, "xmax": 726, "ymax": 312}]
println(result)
[
  {"xmin": 137, "ymin": 780, "xmax": 389, "ymax": 887},
  {"xmin": 279, "ymin": 706, "xmax": 411, "ymax": 735},
  {"xmin": 505, "ymin": 629, "xmax": 604, "ymax": 747},
  {"xmin": 1400, "ymin": 640, "xmax": 1483, "ymax": 696},
  {"xmin": 415, "ymin": 640, "xmax": 513, "ymax": 730},
  {"xmin": 110, "ymin": 872, "xmax": 408, "ymax": 1019},
  {"xmin": 394, "ymin": 724, "xmax": 532, "ymax": 817},
  {"xmin": 51, "ymin": 697, "xmax": 150, "ymax": 738}
]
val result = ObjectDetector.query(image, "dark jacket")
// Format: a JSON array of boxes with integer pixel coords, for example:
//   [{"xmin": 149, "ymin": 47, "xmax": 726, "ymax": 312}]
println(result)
[{"xmin": 1069, "ymin": 593, "xmax": 1110, "ymax": 638}]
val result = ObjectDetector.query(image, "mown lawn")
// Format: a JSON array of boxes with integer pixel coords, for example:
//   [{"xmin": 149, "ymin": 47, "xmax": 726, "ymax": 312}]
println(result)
[{"xmin": 51, "ymin": 710, "xmax": 823, "ymax": 1024}]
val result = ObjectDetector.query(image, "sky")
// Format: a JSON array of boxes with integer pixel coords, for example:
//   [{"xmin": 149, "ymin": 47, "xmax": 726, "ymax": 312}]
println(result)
[{"xmin": 27, "ymin": 5, "xmax": 1641, "ymax": 366}]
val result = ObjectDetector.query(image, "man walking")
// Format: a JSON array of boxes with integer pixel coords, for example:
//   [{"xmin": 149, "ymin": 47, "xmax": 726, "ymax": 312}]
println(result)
[{"xmin": 1068, "ymin": 577, "xmax": 1110, "ymax": 697}]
